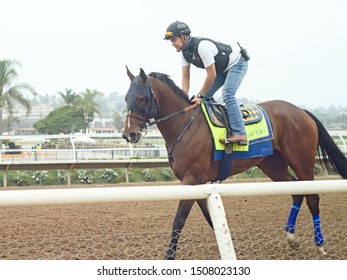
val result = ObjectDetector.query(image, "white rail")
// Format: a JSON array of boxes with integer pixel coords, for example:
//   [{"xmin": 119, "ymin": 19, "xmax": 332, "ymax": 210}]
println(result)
[{"xmin": 1, "ymin": 180, "xmax": 346, "ymax": 206}]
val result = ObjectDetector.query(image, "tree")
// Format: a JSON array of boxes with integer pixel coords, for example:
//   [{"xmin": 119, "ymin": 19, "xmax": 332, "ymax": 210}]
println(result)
[
  {"xmin": 74, "ymin": 88, "xmax": 103, "ymax": 133},
  {"xmin": 3, "ymin": 115, "xmax": 20, "ymax": 133},
  {"xmin": 112, "ymin": 111, "xmax": 123, "ymax": 132},
  {"xmin": 0, "ymin": 59, "xmax": 37, "ymax": 135},
  {"xmin": 34, "ymin": 106, "xmax": 88, "ymax": 134},
  {"xmin": 58, "ymin": 88, "xmax": 77, "ymax": 106}
]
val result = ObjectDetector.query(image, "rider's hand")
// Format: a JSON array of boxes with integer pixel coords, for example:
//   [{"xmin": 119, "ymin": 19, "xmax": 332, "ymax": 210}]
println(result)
[
  {"xmin": 190, "ymin": 93, "xmax": 204, "ymax": 104},
  {"xmin": 192, "ymin": 97, "xmax": 202, "ymax": 104}
]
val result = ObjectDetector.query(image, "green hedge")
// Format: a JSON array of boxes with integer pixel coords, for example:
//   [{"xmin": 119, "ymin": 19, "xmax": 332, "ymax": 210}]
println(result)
[
  {"xmin": 1, "ymin": 167, "xmax": 177, "ymax": 187},
  {"xmin": 0, "ymin": 164, "xmax": 335, "ymax": 187}
]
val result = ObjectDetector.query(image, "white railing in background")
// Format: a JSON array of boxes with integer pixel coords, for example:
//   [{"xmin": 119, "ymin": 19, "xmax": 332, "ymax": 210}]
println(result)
[
  {"xmin": 0, "ymin": 130, "xmax": 346, "ymax": 187},
  {"xmin": 328, "ymin": 130, "xmax": 347, "ymax": 153},
  {"xmin": 0, "ymin": 147, "xmax": 167, "ymax": 162},
  {"xmin": 1, "ymin": 130, "xmax": 346, "ymax": 163},
  {"xmin": 0, "ymin": 133, "xmax": 166, "ymax": 162},
  {"xmin": 1, "ymin": 179, "xmax": 346, "ymax": 259}
]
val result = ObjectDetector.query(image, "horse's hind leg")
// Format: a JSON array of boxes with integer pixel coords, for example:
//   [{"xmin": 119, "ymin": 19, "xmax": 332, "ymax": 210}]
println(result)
[
  {"xmin": 305, "ymin": 194, "xmax": 326, "ymax": 255},
  {"xmin": 286, "ymin": 152, "xmax": 327, "ymax": 254},
  {"xmin": 165, "ymin": 200, "xmax": 195, "ymax": 260},
  {"xmin": 286, "ymin": 194, "xmax": 304, "ymax": 248},
  {"xmin": 258, "ymin": 153, "xmax": 305, "ymax": 249},
  {"xmin": 260, "ymin": 151, "xmax": 327, "ymax": 255},
  {"xmin": 196, "ymin": 199, "xmax": 213, "ymax": 228},
  {"xmin": 285, "ymin": 195, "xmax": 326, "ymax": 254}
]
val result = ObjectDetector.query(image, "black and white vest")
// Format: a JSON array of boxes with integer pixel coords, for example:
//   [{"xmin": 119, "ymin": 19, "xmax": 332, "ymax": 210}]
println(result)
[{"xmin": 182, "ymin": 37, "xmax": 232, "ymax": 73}]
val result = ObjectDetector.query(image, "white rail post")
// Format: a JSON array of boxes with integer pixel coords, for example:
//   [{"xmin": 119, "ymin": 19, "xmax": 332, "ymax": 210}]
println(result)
[
  {"xmin": 69, "ymin": 135, "xmax": 76, "ymax": 161},
  {"xmin": 206, "ymin": 192, "xmax": 237, "ymax": 260},
  {"xmin": 128, "ymin": 142, "xmax": 133, "ymax": 158},
  {"xmin": 3, "ymin": 169, "xmax": 8, "ymax": 188},
  {"xmin": 67, "ymin": 167, "xmax": 72, "ymax": 186},
  {"xmin": 336, "ymin": 131, "xmax": 347, "ymax": 154}
]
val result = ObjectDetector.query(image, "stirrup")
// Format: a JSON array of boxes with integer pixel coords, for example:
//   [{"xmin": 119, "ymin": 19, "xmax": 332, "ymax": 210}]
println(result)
[{"xmin": 219, "ymin": 138, "xmax": 248, "ymax": 146}]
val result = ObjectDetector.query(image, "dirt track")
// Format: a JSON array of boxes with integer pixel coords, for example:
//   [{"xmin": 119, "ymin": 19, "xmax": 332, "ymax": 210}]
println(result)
[{"xmin": 0, "ymin": 180, "xmax": 346, "ymax": 260}]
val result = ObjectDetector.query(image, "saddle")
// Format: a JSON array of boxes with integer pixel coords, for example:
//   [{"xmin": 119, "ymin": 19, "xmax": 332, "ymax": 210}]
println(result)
[{"xmin": 204, "ymin": 99, "xmax": 263, "ymax": 129}]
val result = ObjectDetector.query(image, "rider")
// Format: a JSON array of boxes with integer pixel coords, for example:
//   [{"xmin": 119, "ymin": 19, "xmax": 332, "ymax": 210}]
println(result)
[{"xmin": 164, "ymin": 21, "xmax": 249, "ymax": 145}]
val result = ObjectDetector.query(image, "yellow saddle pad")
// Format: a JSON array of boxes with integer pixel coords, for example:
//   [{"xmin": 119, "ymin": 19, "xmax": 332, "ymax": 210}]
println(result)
[{"xmin": 201, "ymin": 103, "xmax": 273, "ymax": 152}]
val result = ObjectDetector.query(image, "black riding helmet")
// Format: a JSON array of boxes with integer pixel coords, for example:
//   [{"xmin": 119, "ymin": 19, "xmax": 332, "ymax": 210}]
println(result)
[{"xmin": 164, "ymin": 21, "xmax": 191, "ymax": 40}]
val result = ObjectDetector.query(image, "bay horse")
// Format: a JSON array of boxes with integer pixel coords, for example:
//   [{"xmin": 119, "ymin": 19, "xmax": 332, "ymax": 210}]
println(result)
[{"xmin": 122, "ymin": 67, "xmax": 347, "ymax": 260}]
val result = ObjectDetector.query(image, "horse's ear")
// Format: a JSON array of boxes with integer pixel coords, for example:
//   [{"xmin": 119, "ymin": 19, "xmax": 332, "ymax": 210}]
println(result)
[
  {"xmin": 139, "ymin": 68, "xmax": 147, "ymax": 83},
  {"xmin": 126, "ymin": 65, "xmax": 135, "ymax": 81}
]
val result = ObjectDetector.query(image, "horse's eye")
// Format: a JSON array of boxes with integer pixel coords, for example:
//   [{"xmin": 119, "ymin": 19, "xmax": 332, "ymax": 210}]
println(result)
[{"xmin": 136, "ymin": 95, "xmax": 148, "ymax": 109}]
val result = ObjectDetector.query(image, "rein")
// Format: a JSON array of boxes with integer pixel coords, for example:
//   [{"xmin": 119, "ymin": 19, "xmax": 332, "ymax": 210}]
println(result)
[
  {"xmin": 147, "ymin": 102, "xmax": 200, "ymax": 158},
  {"xmin": 148, "ymin": 102, "xmax": 198, "ymax": 126}
]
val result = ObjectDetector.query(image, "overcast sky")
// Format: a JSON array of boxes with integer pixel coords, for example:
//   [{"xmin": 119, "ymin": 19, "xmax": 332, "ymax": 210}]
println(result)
[{"xmin": 1, "ymin": 0, "xmax": 346, "ymax": 108}]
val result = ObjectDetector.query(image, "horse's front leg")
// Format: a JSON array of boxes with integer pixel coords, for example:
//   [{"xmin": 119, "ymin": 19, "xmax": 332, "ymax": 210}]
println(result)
[{"xmin": 165, "ymin": 200, "xmax": 195, "ymax": 260}]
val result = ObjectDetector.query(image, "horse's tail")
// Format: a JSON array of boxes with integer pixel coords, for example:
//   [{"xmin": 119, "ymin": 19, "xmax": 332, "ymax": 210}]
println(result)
[{"xmin": 305, "ymin": 110, "xmax": 347, "ymax": 179}]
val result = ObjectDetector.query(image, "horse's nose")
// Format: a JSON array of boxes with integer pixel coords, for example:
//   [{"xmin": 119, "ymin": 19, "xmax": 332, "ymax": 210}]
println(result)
[
  {"xmin": 122, "ymin": 132, "xmax": 138, "ymax": 143},
  {"xmin": 122, "ymin": 133, "xmax": 130, "ymax": 142}
]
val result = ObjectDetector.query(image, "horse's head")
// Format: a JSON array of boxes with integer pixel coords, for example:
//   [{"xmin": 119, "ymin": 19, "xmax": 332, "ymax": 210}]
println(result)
[{"xmin": 122, "ymin": 67, "xmax": 159, "ymax": 143}]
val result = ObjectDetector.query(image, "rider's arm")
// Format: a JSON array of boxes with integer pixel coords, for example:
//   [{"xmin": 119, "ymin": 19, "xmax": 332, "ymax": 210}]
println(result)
[
  {"xmin": 199, "ymin": 63, "xmax": 216, "ymax": 97},
  {"xmin": 182, "ymin": 65, "xmax": 190, "ymax": 95},
  {"xmin": 198, "ymin": 40, "xmax": 218, "ymax": 97}
]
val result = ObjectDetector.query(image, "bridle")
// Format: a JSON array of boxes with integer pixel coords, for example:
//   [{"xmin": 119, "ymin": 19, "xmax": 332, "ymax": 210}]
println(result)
[
  {"xmin": 125, "ymin": 75, "xmax": 199, "ymax": 156},
  {"xmin": 126, "ymin": 75, "xmax": 198, "ymax": 134},
  {"xmin": 126, "ymin": 76, "xmax": 159, "ymax": 128}
]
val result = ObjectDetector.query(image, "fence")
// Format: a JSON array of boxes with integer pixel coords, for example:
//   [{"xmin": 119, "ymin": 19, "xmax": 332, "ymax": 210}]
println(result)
[
  {"xmin": 0, "ymin": 147, "xmax": 166, "ymax": 162},
  {"xmin": 0, "ymin": 159, "xmax": 170, "ymax": 187},
  {"xmin": 1, "ymin": 132, "xmax": 346, "ymax": 259},
  {"xmin": 329, "ymin": 130, "xmax": 347, "ymax": 153},
  {"xmin": 1, "ymin": 130, "xmax": 346, "ymax": 163},
  {"xmin": 1, "ymin": 179, "xmax": 346, "ymax": 259},
  {"xmin": 1, "ymin": 130, "xmax": 346, "ymax": 187}
]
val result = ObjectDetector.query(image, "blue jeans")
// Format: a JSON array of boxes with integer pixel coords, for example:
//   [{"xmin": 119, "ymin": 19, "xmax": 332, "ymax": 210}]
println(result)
[{"xmin": 205, "ymin": 56, "xmax": 248, "ymax": 135}]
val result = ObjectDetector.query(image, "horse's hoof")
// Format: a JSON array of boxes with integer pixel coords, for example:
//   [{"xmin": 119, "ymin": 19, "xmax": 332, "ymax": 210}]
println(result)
[
  {"xmin": 164, "ymin": 252, "xmax": 175, "ymax": 260},
  {"xmin": 317, "ymin": 246, "xmax": 327, "ymax": 255},
  {"xmin": 288, "ymin": 239, "xmax": 300, "ymax": 249},
  {"xmin": 286, "ymin": 232, "xmax": 300, "ymax": 249}
]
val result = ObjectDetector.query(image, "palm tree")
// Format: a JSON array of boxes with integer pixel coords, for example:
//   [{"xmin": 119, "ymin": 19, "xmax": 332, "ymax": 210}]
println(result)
[
  {"xmin": 0, "ymin": 59, "xmax": 37, "ymax": 136},
  {"xmin": 74, "ymin": 88, "xmax": 103, "ymax": 133},
  {"xmin": 58, "ymin": 88, "xmax": 77, "ymax": 106},
  {"xmin": 3, "ymin": 115, "xmax": 20, "ymax": 134}
]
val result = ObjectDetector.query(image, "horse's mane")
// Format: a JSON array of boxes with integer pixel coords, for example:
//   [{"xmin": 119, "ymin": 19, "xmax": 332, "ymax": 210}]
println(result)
[{"xmin": 149, "ymin": 72, "xmax": 189, "ymax": 102}]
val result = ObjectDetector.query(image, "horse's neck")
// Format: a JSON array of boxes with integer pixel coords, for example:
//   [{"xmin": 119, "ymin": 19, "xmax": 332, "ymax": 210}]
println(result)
[{"xmin": 153, "ymin": 82, "xmax": 195, "ymax": 146}]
